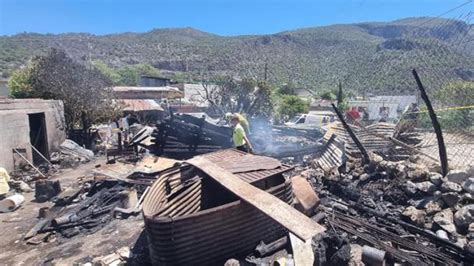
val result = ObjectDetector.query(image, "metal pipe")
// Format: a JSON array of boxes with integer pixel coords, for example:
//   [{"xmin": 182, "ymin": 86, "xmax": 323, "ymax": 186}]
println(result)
[
  {"xmin": 12, "ymin": 148, "xmax": 46, "ymax": 178},
  {"xmin": 29, "ymin": 144, "xmax": 53, "ymax": 166}
]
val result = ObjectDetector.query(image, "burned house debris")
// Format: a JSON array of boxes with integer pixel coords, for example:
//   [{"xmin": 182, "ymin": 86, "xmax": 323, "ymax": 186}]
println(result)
[
  {"xmin": 149, "ymin": 113, "xmax": 233, "ymax": 157},
  {"xmin": 1, "ymin": 13, "xmax": 473, "ymax": 264},
  {"xmin": 1, "ymin": 92, "xmax": 472, "ymax": 265}
]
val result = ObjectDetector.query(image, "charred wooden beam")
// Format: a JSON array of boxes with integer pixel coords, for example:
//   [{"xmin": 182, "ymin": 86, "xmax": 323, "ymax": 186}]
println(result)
[
  {"xmin": 337, "ymin": 81, "xmax": 343, "ymax": 106},
  {"xmin": 412, "ymin": 69, "xmax": 448, "ymax": 176},
  {"xmin": 331, "ymin": 103, "xmax": 370, "ymax": 164}
]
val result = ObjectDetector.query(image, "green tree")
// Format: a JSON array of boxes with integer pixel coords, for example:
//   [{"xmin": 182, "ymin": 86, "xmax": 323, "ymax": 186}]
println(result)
[
  {"xmin": 92, "ymin": 60, "xmax": 121, "ymax": 84},
  {"xmin": 318, "ymin": 89, "xmax": 337, "ymax": 101},
  {"xmin": 8, "ymin": 65, "xmax": 34, "ymax": 98},
  {"xmin": 9, "ymin": 49, "xmax": 121, "ymax": 132},
  {"xmin": 116, "ymin": 66, "xmax": 139, "ymax": 86},
  {"xmin": 200, "ymin": 75, "xmax": 274, "ymax": 118},
  {"xmin": 432, "ymin": 80, "xmax": 474, "ymax": 130},
  {"xmin": 276, "ymin": 83, "xmax": 297, "ymax": 95},
  {"xmin": 276, "ymin": 95, "xmax": 309, "ymax": 121},
  {"xmin": 93, "ymin": 61, "xmax": 162, "ymax": 86}
]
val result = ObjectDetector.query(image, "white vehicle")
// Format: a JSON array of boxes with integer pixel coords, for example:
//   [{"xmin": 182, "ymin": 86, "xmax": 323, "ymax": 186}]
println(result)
[{"xmin": 284, "ymin": 111, "xmax": 335, "ymax": 129}]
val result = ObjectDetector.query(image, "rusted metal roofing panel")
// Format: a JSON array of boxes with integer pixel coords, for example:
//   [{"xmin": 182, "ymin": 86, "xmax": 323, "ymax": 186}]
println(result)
[
  {"xmin": 120, "ymin": 99, "xmax": 164, "ymax": 112},
  {"xmin": 113, "ymin": 86, "xmax": 184, "ymax": 99},
  {"xmin": 113, "ymin": 86, "xmax": 182, "ymax": 93},
  {"xmin": 142, "ymin": 150, "xmax": 295, "ymax": 265},
  {"xmin": 202, "ymin": 149, "xmax": 294, "ymax": 184},
  {"xmin": 143, "ymin": 179, "xmax": 292, "ymax": 265}
]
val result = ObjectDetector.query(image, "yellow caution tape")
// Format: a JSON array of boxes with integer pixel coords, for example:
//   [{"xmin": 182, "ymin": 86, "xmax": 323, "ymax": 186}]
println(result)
[{"xmin": 405, "ymin": 104, "xmax": 474, "ymax": 115}]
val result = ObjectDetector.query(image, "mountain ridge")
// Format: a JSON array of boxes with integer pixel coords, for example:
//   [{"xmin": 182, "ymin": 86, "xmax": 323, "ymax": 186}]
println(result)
[{"xmin": 1, "ymin": 17, "xmax": 472, "ymax": 92}]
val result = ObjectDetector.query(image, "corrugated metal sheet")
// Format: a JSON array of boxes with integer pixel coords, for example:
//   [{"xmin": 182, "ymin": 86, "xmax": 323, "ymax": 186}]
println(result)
[
  {"xmin": 120, "ymin": 99, "xmax": 164, "ymax": 112},
  {"xmin": 315, "ymin": 134, "xmax": 347, "ymax": 172},
  {"xmin": 113, "ymin": 86, "xmax": 184, "ymax": 99},
  {"xmin": 142, "ymin": 150, "xmax": 293, "ymax": 265},
  {"xmin": 323, "ymin": 122, "xmax": 396, "ymax": 159},
  {"xmin": 203, "ymin": 149, "xmax": 293, "ymax": 184}
]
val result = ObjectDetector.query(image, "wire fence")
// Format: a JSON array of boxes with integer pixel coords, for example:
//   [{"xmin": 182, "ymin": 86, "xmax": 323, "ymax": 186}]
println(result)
[{"xmin": 339, "ymin": 6, "xmax": 474, "ymax": 170}]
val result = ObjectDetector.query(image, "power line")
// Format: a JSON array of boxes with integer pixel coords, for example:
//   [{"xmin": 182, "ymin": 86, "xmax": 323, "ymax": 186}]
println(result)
[{"xmin": 418, "ymin": 0, "xmax": 473, "ymax": 26}]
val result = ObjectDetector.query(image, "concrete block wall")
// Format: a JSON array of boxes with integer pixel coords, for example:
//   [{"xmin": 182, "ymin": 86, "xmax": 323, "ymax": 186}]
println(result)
[
  {"xmin": 0, "ymin": 99, "xmax": 66, "ymax": 172},
  {"xmin": 0, "ymin": 111, "xmax": 31, "ymax": 172}
]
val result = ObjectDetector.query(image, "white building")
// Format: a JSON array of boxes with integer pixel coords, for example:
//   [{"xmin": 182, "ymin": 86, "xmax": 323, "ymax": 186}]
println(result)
[{"xmin": 349, "ymin": 95, "xmax": 417, "ymax": 122}]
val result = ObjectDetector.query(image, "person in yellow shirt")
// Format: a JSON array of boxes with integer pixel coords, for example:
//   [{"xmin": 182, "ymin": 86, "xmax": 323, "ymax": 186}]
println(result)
[
  {"xmin": 230, "ymin": 115, "xmax": 253, "ymax": 153},
  {"xmin": 226, "ymin": 112, "xmax": 250, "ymax": 135},
  {"xmin": 0, "ymin": 167, "xmax": 11, "ymax": 198}
]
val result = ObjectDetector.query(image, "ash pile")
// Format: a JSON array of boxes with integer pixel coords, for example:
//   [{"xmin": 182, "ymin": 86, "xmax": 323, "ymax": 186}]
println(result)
[
  {"xmin": 300, "ymin": 121, "xmax": 474, "ymax": 265},
  {"xmin": 252, "ymin": 125, "xmax": 323, "ymax": 161},
  {"xmin": 20, "ymin": 155, "xmax": 172, "ymax": 245},
  {"xmin": 23, "ymin": 178, "xmax": 149, "ymax": 243}
]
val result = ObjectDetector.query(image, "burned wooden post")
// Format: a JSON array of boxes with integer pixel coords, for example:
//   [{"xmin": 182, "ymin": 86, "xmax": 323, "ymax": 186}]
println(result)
[
  {"xmin": 331, "ymin": 103, "xmax": 370, "ymax": 164},
  {"xmin": 412, "ymin": 69, "xmax": 448, "ymax": 176},
  {"xmin": 337, "ymin": 81, "xmax": 343, "ymax": 107}
]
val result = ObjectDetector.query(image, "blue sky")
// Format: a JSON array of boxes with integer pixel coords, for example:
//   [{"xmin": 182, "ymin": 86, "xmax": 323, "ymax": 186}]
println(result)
[{"xmin": 0, "ymin": 0, "xmax": 472, "ymax": 36}]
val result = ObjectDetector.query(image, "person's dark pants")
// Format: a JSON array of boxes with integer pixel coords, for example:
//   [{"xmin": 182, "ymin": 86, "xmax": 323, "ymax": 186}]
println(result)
[{"xmin": 236, "ymin": 145, "xmax": 249, "ymax": 153}]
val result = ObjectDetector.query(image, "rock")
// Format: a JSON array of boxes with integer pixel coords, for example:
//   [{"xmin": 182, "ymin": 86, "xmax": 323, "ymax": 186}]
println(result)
[
  {"xmin": 467, "ymin": 223, "xmax": 474, "ymax": 241},
  {"xmin": 456, "ymin": 238, "xmax": 467, "ymax": 248},
  {"xmin": 433, "ymin": 209, "xmax": 456, "ymax": 234},
  {"xmin": 465, "ymin": 241, "xmax": 474, "ymax": 254},
  {"xmin": 454, "ymin": 205, "xmax": 474, "ymax": 233},
  {"xmin": 18, "ymin": 181, "xmax": 33, "ymax": 193},
  {"xmin": 429, "ymin": 173, "xmax": 443, "ymax": 186},
  {"xmin": 359, "ymin": 173, "xmax": 370, "ymax": 181},
  {"xmin": 300, "ymin": 169, "xmax": 318, "ymax": 179},
  {"xmin": 406, "ymin": 163, "xmax": 429, "ymax": 181},
  {"xmin": 371, "ymin": 153, "xmax": 384, "ymax": 164},
  {"xmin": 415, "ymin": 181, "xmax": 437, "ymax": 194},
  {"xmin": 348, "ymin": 244, "xmax": 363, "ymax": 266},
  {"xmin": 402, "ymin": 206, "xmax": 426, "ymax": 227},
  {"xmin": 292, "ymin": 176, "xmax": 320, "ymax": 215},
  {"xmin": 441, "ymin": 192, "xmax": 461, "ymax": 207},
  {"xmin": 461, "ymin": 192, "xmax": 474, "ymax": 201},
  {"xmin": 441, "ymin": 181, "xmax": 462, "ymax": 193},
  {"xmin": 116, "ymin": 246, "xmax": 131, "ymax": 259},
  {"xmin": 329, "ymin": 244, "xmax": 351, "ymax": 265},
  {"xmin": 463, "ymin": 178, "xmax": 474, "ymax": 194},
  {"xmin": 436, "ymin": 230, "xmax": 449, "ymax": 240},
  {"xmin": 446, "ymin": 169, "xmax": 469, "ymax": 184},
  {"xmin": 403, "ymin": 181, "xmax": 418, "ymax": 196},
  {"xmin": 423, "ymin": 199, "xmax": 443, "ymax": 214}
]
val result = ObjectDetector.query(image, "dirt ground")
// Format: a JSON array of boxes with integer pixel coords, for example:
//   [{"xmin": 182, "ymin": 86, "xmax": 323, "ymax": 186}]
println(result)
[{"xmin": 0, "ymin": 158, "xmax": 149, "ymax": 265}]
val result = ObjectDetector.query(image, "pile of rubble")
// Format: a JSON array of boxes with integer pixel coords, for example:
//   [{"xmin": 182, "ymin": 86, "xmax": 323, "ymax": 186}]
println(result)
[
  {"xmin": 297, "ymin": 121, "xmax": 474, "ymax": 264},
  {"xmin": 23, "ymin": 179, "xmax": 145, "ymax": 243},
  {"xmin": 50, "ymin": 139, "xmax": 95, "ymax": 167},
  {"xmin": 149, "ymin": 113, "xmax": 233, "ymax": 157}
]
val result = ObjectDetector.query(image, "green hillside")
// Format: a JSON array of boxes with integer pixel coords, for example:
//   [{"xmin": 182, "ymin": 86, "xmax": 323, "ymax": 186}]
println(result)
[{"xmin": 1, "ymin": 17, "xmax": 472, "ymax": 93}]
